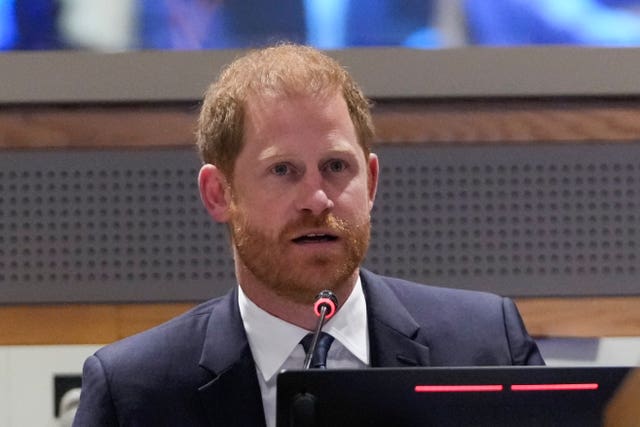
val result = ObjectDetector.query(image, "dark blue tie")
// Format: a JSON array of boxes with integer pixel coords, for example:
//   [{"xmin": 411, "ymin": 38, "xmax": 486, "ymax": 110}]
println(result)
[{"xmin": 300, "ymin": 332, "xmax": 334, "ymax": 369}]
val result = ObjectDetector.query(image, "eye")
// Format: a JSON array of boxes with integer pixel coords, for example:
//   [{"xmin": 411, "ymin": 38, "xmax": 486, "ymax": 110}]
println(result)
[
  {"xmin": 272, "ymin": 163, "xmax": 290, "ymax": 176},
  {"xmin": 326, "ymin": 159, "xmax": 347, "ymax": 173}
]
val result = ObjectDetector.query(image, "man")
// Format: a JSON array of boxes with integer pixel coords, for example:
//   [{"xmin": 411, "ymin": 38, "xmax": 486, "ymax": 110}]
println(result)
[{"xmin": 73, "ymin": 44, "xmax": 543, "ymax": 427}]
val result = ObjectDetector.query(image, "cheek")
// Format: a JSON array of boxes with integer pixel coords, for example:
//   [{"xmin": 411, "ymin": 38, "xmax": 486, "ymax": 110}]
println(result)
[
  {"xmin": 237, "ymin": 197, "xmax": 289, "ymax": 231},
  {"xmin": 335, "ymin": 182, "xmax": 373, "ymax": 218},
  {"xmin": 232, "ymin": 185, "xmax": 271, "ymax": 215}
]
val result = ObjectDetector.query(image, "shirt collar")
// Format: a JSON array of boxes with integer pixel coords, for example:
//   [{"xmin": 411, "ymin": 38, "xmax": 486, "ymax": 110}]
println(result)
[{"xmin": 238, "ymin": 276, "xmax": 369, "ymax": 382}]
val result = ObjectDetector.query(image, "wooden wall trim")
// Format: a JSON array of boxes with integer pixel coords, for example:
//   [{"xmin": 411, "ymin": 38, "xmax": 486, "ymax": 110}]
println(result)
[
  {"xmin": 0, "ymin": 105, "xmax": 198, "ymax": 149},
  {"xmin": 515, "ymin": 297, "xmax": 640, "ymax": 338},
  {"xmin": 1, "ymin": 297, "xmax": 639, "ymax": 345},
  {"xmin": 3, "ymin": 98, "xmax": 640, "ymax": 149},
  {"xmin": 0, "ymin": 303, "xmax": 195, "ymax": 345},
  {"xmin": 373, "ymin": 98, "xmax": 640, "ymax": 144}
]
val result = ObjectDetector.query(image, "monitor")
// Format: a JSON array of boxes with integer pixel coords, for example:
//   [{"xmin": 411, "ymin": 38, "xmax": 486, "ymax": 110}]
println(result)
[{"xmin": 276, "ymin": 366, "xmax": 630, "ymax": 427}]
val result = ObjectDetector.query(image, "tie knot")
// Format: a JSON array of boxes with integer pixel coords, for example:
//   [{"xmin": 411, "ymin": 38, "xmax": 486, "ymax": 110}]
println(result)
[{"xmin": 300, "ymin": 332, "xmax": 334, "ymax": 369}]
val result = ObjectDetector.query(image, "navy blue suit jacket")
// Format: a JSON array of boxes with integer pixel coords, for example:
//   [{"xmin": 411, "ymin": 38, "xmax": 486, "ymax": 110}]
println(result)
[{"xmin": 73, "ymin": 269, "xmax": 543, "ymax": 426}]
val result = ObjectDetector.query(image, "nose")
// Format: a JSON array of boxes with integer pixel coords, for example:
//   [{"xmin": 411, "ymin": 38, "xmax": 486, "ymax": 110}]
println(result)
[{"xmin": 295, "ymin": 171, "xmax": 335, "ymax": 215}]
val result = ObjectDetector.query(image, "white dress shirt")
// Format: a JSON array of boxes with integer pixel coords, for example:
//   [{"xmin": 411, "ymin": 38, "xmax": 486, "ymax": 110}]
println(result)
[{"xmin": 238, "ymin": 277, "xmax": 370, "ymax": 427}]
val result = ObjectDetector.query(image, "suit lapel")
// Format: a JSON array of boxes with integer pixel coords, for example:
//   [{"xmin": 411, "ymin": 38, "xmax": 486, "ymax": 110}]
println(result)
[
  {"xmin": 193, "ymin": 272, "xmax": 430, "ymax": 425},
  {"xmin": 361, "ymin": 269, "xmax": 431, "ymax": 367},
  {"xmin": 197, "ymin": 287, "xmax": 266, "ymax": 427}
]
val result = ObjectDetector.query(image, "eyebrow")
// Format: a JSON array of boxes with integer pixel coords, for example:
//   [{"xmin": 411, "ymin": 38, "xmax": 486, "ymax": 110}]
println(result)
[
  {"xmin": 257, "ymin": 146, "xmax": 357, "ymax": 163},
  {"xmin": 257, "ymin": 146, "xmax": 285, "ymax": 162}
]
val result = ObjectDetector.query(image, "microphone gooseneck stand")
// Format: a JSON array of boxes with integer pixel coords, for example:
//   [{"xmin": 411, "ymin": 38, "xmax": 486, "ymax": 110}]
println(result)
[{"xmin": 291, "ymin": 290, "xmax": 339, "ymax": 427}]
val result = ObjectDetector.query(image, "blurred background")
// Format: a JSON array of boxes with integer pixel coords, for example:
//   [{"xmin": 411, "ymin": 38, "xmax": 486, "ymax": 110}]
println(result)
[{"xmin": 2, "ymin": 0, "xmax": 640, "ymax": 52}]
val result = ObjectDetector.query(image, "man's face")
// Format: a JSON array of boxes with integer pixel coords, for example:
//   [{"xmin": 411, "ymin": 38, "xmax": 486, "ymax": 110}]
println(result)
[{"xmin": 227, "ymin": 92, "xmax": 378, "ymax": 305}]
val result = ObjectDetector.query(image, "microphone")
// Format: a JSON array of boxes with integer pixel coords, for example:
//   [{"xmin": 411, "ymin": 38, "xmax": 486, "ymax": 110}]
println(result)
[
  {"xmin": 293, "ymin": 291, "xmax": 338, "ymax": 426},
  {"xmin": 303, "ymin": 290, "xmax": 338, "ymax": 370}
]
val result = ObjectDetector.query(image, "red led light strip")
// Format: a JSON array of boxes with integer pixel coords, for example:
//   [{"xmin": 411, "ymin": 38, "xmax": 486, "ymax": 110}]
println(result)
[
  {"xmin": 414, "ymin": 385, "xmax": 504, "ymax": 393},
  {"xmin": 414, "ymin": 383, "xmax": 599, "ymax": 393},
  {"xmin": 511, "ymin": 383, "xmax": 599, "ymax": 391}
]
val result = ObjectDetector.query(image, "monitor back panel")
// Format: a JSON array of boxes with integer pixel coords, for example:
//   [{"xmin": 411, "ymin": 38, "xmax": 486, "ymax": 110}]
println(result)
[{"xmin": 276, "ymin": 366, "xmax": 631, "ymax": 427}]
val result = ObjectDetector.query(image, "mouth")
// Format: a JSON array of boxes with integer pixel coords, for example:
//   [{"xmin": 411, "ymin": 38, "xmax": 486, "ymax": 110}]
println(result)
[{"xmin": 292, "ymin": 233, "xmax": 339, "ymax": 244}]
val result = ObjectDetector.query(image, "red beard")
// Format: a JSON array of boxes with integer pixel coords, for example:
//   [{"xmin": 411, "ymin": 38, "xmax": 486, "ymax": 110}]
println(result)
[{"xmin": 230, "ymin": 208, "xmax": 370, "ymax": 304}]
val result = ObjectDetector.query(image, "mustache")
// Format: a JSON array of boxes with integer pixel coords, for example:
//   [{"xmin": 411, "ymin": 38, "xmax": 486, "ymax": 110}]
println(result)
[
  {"xmin": 280, "ymin": 213, "xmax": 370, "ymax": 240},
  {"xmin": 281, "ymin": 212, "xmax": 350, "ymax": 237},
  {"xmin": 229, "ymin": 206, "xmax": 370, "ymax": 248}
]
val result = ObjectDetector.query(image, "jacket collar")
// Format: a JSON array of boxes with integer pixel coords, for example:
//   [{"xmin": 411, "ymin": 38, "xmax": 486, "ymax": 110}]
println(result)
[
  {"xmin": 197, "ymin": 287, "xmax": 267, "ymax": 427},
  {"xmin": 193, "ymin": 271, "xmax": 431, "ymax": 425},
  {"xmin": 360, "ymin": 269, "xmax": 431, "ymax": 367}
]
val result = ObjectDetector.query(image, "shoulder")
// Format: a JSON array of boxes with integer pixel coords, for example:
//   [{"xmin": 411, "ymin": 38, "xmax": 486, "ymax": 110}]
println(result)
[
  {"xmin": 94, "ymin": 294, "xmax": 228, "ymax": 375},
  {"xmin": 361, "ymin": 268, "xmax": 504, "ymax": 314},
  {"xmin": 75, "ymin": 296, "xmax": 233, "ymax": 425},
  {"xmin": 360, "ymin": 269, "xmax": 543, "ymax": 365},
  {"xmin": 360, "ymin": 269, "xmax": 512, "ymax": 347}
]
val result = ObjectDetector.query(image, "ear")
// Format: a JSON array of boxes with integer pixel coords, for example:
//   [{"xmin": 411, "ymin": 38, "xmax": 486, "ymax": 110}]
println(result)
[
  {"xmin": 367, "ymin": 153, "xmax": 379, "ymax": 210},
  {"xmin": 198, "ymin": 164, "xmax": 232, "ymax": 223}
]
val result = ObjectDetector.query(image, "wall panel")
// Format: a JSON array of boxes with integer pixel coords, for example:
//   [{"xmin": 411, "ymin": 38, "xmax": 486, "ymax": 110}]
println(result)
[{"xmin": 2, "ymin": 98, "xmax": 640, "ymax": 340}]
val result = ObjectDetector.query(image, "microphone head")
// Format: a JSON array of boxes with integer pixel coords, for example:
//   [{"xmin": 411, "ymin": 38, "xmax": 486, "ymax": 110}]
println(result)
[{"xmin": 313, "ymin": 290, "xmax": 338, "ymax": 320}]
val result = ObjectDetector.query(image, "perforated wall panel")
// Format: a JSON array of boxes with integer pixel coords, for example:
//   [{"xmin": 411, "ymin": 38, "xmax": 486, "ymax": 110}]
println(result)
[
  {"xmin": 1, "ymin": 142, "xmax": 639, "ymax": 303},
  {"xmin": 371, "ymin": 143, "xmax": 640, "ymax": 297},
  {"xmin": 1, "ymin": 149, "xmax": 233, "ymax": 303}
]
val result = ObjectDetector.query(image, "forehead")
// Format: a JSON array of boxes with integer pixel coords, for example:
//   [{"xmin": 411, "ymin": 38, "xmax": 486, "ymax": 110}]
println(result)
[
  {"xmin": 242, "ymin": 91, "xmax": 358, "ymax": 150},
  {"xmin": 245, "ymin": 89, "xmax": 343, "ymax": 120}
]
